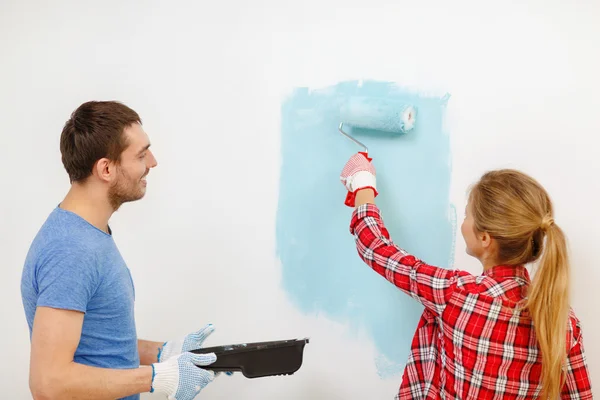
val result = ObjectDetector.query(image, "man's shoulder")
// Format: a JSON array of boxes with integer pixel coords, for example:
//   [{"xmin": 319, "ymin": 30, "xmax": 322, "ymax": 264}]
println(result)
[
  {"xmin": 26, "ymin": 207, "xmax": 113, "ymax": 270},
  {"xmin": 34, "ymin": 207, "xmax": 111, "ymax": 246}
]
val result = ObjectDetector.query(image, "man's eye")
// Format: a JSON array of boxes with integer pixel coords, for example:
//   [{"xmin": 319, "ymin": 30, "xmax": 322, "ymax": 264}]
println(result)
[{"xmin": 139, "ymin": 153, "xmax": 146, "ymax": 159}]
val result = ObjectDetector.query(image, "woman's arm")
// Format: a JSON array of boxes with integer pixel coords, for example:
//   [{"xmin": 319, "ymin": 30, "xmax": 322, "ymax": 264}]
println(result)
[
  {"xmin": 350, "ymin": 189, "xmax": 462, "ymax": 315},
  {"xmin": 560, "ymin": 319, "xmax": 593, "ymax": 399},
  {"xmin": 340, "ymin": 154, "xmax": 465, "ymax": 316}
]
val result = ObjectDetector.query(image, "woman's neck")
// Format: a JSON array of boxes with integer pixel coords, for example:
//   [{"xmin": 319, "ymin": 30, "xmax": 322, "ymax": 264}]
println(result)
[{"xmin": 481, "ymin": 255, "xmax": 502, "ymax": 271}]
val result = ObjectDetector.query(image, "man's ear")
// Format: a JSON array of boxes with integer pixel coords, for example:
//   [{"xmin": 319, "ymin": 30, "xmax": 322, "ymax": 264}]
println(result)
[{"xmin": 93, "ymin": 158, "xmax": 115, "ymax": 183}]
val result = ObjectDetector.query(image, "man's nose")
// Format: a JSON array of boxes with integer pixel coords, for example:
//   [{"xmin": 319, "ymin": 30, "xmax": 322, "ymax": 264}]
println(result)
[{"xmin": 147, "ymin": 150, "xmax": 158, "ymax": 168}]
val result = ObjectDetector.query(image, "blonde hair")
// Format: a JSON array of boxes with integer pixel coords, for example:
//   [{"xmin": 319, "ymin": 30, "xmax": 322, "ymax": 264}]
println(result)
[{"xmin": 469, "ymin": 169, "xmax": 570, "ymax": 399}]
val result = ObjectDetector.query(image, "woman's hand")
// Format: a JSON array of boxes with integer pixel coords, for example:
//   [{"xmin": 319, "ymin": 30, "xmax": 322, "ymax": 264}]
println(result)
[{"xmin": 340, "ymin": 152, "xmax": 378, "ymax": 207}]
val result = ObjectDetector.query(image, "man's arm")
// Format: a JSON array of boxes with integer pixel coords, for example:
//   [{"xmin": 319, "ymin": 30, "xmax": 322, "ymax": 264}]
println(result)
[
  {"xmin": 29, "ymin": 306, "xmax": 152, "ymax": 400},
  {"xmin": 138, "ymin": 339, "xmax": 164, "ymax": 365}
]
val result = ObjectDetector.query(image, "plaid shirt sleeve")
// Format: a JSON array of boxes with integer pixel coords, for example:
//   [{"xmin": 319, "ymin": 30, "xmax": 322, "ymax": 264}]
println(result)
[
  {"xmin": 350, "ymin": 203, "xmax": 465, "ymax": 315},
  {"xmin": 561, "ymin": 319, "xmax": 593, "ymax": 399}
]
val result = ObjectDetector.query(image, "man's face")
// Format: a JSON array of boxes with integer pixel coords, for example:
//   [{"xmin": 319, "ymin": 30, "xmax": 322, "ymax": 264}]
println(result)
[{"xmin": 108, "ymin": 123, "xmax": 157, "ymax": 210}]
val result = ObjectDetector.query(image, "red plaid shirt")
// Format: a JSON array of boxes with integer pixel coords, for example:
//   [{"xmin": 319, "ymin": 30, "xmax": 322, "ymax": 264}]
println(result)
[{"xmin": 350, "ymin": 204, "xmax": 592, "ymax": 399}]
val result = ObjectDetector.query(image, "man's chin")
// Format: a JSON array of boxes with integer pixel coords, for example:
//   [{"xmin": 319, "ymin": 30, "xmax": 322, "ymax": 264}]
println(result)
[
  {"xmin": 110, "ymin": 192, "xmax": 146, "ymax": 211},
  {"xmin": 132, "ymin": 190, "xmax": 146, "ymax": 201},
  {"xmin": 135, "ymin": 188, "xmax": 147, "ymax": 201}
]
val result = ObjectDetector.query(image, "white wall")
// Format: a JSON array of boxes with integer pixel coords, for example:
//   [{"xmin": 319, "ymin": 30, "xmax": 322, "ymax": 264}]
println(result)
[{"xmin": 1, "ymin": 0, "xmax": 598, "ymax": 398}]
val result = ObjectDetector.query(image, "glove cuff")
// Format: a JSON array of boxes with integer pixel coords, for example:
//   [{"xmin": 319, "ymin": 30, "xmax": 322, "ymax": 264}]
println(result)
[
  {"xmin": 151, "ymin": 360, "xmax": 179, "ymax": 395},
  {"xmin": 156, "ymin": 342, "xmax": 167, "ymax": 362},
  {"xmin": 347, "ymin": 170, "xmax": 376, "ymax": 192}
]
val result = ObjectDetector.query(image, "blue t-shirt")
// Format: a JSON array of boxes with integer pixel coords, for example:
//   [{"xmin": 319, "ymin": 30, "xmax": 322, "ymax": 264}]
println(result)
[{"xmin": 21, "ymin": 206, "xmax": 140, "ymax": 400}]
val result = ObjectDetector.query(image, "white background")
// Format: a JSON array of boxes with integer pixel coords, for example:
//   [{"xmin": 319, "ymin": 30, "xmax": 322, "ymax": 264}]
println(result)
[{"xmin": 1, "ymin": 0, "xmax": 598, "ymax": 398}]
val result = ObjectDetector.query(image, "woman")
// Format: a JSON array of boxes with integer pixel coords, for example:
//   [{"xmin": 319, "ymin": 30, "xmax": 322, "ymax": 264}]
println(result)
[{"xmin": 340, "ymin": 153, "xmax": 592, "ymax": 399}]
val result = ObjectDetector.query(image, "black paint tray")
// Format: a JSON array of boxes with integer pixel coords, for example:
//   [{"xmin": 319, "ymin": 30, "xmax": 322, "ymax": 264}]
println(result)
[{"xmin": 191, "ymin": 338, "xmax": 309, "ymax": 378}]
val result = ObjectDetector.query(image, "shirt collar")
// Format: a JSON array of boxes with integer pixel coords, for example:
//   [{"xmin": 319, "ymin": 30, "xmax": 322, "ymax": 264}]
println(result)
[{"xmin": 483, "ymin": 264, "xmax": 530, "ymax": 281}]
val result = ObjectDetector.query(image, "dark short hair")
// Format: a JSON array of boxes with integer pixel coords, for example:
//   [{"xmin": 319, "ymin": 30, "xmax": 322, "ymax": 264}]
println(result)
[{"xmin": 59, "ymin": 101, "xmax": 142, "ymax": 182}]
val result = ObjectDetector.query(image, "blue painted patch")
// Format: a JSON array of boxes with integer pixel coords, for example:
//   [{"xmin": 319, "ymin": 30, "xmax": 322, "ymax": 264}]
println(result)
[{"xmin": 276, "ymin": 80, "xmax": 454, "ymax": 376}]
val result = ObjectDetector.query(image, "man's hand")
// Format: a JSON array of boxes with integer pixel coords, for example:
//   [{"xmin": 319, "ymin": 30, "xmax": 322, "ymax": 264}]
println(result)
[
  {"xmin": 158, "ymin": 324, "xmax": 215, "ymax": 362},
  {"xmin": 151, "ymin": 352, "xmax": 217, "ymax": 399},
  {"xmin": 340, "ymin": 152, "xmax": 378, "ymax": 207}
]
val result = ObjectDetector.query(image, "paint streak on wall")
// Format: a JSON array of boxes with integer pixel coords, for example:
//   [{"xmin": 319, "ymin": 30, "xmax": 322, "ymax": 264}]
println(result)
[{"xmin": 276, "ymin": 80, "xmax": 455, "ymax": 376}]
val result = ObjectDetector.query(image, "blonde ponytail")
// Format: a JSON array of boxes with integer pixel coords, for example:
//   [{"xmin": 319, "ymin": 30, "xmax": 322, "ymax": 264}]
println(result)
[
  {"xmin": 468, "ymin": 169, "xmax": 571, "ymax": 398},
  {"xmin": 525, "ymin": 220, "xmax": 570, "ymax": 399}
]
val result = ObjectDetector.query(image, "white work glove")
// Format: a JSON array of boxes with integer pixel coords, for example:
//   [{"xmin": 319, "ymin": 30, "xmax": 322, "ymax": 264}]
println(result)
[
  {"xmin": 340, "ymin": 152, "xmax": 378, "ymax": 207},
  {"xmin": 158, "ymin": 324, "xmax": 215, "ymax": 362},
  {"xmin": 151, "ymin": 352, "xmax": 217, "ymax": 400}
]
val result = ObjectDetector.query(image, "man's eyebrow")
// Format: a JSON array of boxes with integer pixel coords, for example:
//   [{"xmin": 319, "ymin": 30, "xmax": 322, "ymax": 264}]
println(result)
[{"xmin": 137, "ymin": 144, "xmax": 151, "ymax": 155}]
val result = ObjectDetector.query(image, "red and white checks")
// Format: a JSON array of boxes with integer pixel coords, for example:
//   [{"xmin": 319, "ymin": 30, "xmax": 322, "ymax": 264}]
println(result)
[{"xmin": 350, "ymin": 203, "xmax": 593, "ymax": 399}]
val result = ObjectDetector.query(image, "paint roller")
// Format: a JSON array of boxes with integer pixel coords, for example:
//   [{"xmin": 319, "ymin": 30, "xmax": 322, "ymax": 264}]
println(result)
[{"xmin": 338, "ymin": 96, "xmax": 416, "ymax": 206}]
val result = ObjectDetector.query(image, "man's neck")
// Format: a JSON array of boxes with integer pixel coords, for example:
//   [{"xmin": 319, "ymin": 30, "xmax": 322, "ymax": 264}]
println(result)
[{"xmin": 59, "ymin": 183, "xmax": 114, "ymax": 234}]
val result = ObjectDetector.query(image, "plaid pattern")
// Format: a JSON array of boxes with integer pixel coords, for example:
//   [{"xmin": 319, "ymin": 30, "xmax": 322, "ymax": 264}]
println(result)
[{"xmin": 350, "ymin": 204, "xmax": 593, "ymax": 399}]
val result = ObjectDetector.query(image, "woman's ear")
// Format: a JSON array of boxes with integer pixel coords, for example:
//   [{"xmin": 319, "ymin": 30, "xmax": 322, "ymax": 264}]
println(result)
[{"xmin": 479, "ymin": 231, "xmax": 493, "ymax": 250}]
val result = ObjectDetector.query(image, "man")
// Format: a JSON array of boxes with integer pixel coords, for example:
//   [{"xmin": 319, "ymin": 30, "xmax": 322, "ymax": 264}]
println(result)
[{"xmin": 21, "ymin": 101, "xmax": 219, "ymax": 400}]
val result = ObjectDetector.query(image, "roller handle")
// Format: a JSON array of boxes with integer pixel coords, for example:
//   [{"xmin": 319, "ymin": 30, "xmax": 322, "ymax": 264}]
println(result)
[{"xmin": 344, "ymin": 151, "xmax": 374, "ymax": 207}]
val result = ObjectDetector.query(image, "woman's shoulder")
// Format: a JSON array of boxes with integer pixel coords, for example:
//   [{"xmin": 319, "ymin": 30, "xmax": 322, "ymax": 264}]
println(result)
[{"xmin": 567, "ymin": 308, "xmax": 584, "ymax": 347}]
